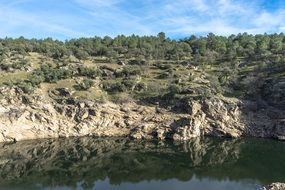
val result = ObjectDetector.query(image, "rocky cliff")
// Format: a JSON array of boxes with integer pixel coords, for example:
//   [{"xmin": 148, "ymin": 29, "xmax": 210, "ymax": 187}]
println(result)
[{"xmin": 0, "ymin": 86, "xmax": 284, "ymax": 142}]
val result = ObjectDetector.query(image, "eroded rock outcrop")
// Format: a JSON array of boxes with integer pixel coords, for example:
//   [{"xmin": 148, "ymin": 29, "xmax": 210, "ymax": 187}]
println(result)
[{"xmin": 0, "ymin": 86, "xmax": 284, "ymax": 142}]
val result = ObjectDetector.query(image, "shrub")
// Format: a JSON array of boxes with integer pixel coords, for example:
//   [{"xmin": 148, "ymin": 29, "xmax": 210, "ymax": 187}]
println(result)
[
  {"xmin": 128, "ymin": 59, "xmax": 147, "ymax": 65},
  {"xmin": 102, "ymin": 81, "xmax": 126, "ymax": 93},
  {"xmin": 45, "ymin": 68, "xmax": 71, "ymax": 82},
  {"xmin": 17, "ymin": 81, "xmax": 35, "ymax": 94},
  {"xmin": 99, "ymin": 65, "xmax": 116, "ymax": 72},
  {"xmin": 110, "ymin": 93, "xmax": 133, "ymax": 104},
  {"xmin": 206, "ymin": 75, "xmax": 222, "ymax": 94},
  {"xmin": 157, "ymin": 70, "xmax": 172, "ymax": 79},
  {"xmin": 0, "ymin": 63, "xmax": 10, "ymax": 71},
  {"xmin": 168, "ymin": 84, "xmax": 182, "ymax": 96},
  {"xmin": 32, "ymin": 64, "xmax": 72, "ymax": 83},
  {"xmin": 28, "ymin": 74, "xmax": 45, "ymax": 86},
  {"xmin": 102, "ymin": 79, "xmax": 136, "ymax": 93},
  {"xmin": 74, "ymin": 79, "xmax": 94, "ymax": 90},
  {"xmin": 11, "ymin": 59, "xmax": 30, "ymax": 70},
  {"xmin": 154, "ymin": 63, "xmax": 172, "ymax": 70},
  {"xmin": 122, "ymin": 79, "xmax": 136, "ymax": 89},
  {"xmin": 115, "ymin": 66, "xmax": 142, "ymax": 78},
  {"xmin": 3, "ymin": 80, "xmax": 14, "ymax": 87},
  {"xmin": 74, "ymin": 49, "xmax": 89, "ymax": 60},
  {"xmin": 78, "ymin": 66, "xmax": 99, "ymax": 79},
  {"xmin": 134, "ymin": 82, "xmax": 147, "ymax": 91}
]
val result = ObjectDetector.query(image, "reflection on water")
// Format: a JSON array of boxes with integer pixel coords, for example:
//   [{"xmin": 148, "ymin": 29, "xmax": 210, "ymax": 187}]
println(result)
[{"xmin": 0, "ymin": 137, "xmax": 284, "ymax": 190}]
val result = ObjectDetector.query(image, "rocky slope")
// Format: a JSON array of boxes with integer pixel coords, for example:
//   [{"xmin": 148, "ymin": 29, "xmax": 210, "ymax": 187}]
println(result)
[{"xmin": 0, "ymin": 86, "xmax": 284, "ymax": 142}]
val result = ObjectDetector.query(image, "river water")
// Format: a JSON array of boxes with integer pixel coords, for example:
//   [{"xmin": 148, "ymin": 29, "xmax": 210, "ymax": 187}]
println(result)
[{"xmin": 0, "ymin": 137, "xmax": 284, "ymax": 190}]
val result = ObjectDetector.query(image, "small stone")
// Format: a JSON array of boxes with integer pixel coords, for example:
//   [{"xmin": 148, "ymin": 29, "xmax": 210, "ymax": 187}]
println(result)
[
  {"xmin": 79, "ymin": 102, "xmax": 85, "ymax": 109},
  {"xmin": 156, "ymin": 129, "xmax": 165, "ymax": 140}
]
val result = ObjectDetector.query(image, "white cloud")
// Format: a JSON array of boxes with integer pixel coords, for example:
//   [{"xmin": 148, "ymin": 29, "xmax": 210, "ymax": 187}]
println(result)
[
  {"xmin": 162, "ymin": 0, "xmax": 209, "ymax": 16},
  {"xmin": 216, "ymin": 0, "xmax": 249, "ymax": 16},
  {"xmin": 254, "ymin": 10, "xmax": 285, "ymax": 27},
  {"xmin": 140, "ymin": 0, "xmax": 252, "ymax": 36},
  {"xmin": 0, "ymin": 0, "xmax": 285, "ymax": 39},
  {"xmin": 240, "ymin": 9, "xmax": 285, "ymax": 34},
  {"xmin": 146, "ymin": 0, "xmax": 285, "ymax": 36},
  {"xmin": 166, "ymin": 18, "xmax": 244, "ymax": 35}
]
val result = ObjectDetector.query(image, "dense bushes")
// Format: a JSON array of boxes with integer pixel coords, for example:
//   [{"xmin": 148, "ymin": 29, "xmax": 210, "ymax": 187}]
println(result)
[
  {"xmin": 0, "ymin": 63, "xmax": 10, "ymax": 71},
  {"xmin": 32, "ymin": 64, "xmax": 72, "ymax": 83},
  {"xmin": 16, "ymin": 81, "xmax": 35, "ymax": 94},
  {"xmin": 102, "ymin": 79, "xmax": 137, "ymax": 93},
  {"xmin": 102, "ymin": 81, "xmax": 125, "ymax": 93},
  {"xmin": 77, "ymin": 66, "xmax": 99, "ymax": 79},
  {"xmin": 0, "ymin": 59, "xmax": 30, "ymax": 71},
  {"xmin": 12, "ymin": 59, "xmax": 30, "ymax": 70},
  {"xmin": 4, "ymin": 64, "xmax": 101, "ymax": 94},
  {"xmin": 115, "ymin": 66, "xmax": 142, "ymax": 78},
  {"xmin": 168, "ymin": 84, "xmax": 182, "ymax": 96}
]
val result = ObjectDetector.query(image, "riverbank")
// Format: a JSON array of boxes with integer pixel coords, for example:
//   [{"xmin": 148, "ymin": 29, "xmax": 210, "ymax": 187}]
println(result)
[{"xmin": 0, "ymin": 87, "xmax": 284, "ymax": 143}]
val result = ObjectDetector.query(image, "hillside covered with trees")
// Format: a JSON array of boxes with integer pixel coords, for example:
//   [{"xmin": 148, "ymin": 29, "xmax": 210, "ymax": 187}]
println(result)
[{"xmin": 0, "ymin": 32, "xmax": 284, "ymax": 110}]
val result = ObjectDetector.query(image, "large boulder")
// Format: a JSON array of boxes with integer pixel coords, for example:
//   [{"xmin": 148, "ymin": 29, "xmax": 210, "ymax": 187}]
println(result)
[{"xmin": 263, "ymin": 183, "xmax": 285, "ymax": 190}]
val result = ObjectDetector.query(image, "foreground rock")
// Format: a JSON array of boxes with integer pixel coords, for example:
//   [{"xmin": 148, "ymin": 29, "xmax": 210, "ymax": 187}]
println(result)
[
  {"xmin": 263, "ymin": 183, "xmax": 285, "ymax": 190},
  {"xmin": 0, "ymin": 87, "xmax": 284, "ymax": 142}
]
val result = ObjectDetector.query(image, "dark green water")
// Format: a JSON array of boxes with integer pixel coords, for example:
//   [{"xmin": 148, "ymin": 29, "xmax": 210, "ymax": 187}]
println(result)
[{"xmin": 0, "ymin": 137, "xmax": 284, "ymax": 190}]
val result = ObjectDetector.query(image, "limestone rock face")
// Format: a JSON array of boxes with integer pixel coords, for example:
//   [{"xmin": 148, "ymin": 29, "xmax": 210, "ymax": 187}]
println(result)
[
  {"xmin": 172, "ymin": 117, "xmax": 202, "ymax": 141},
  {"xmin": 0, "ymin": 87, "xmax": 284, "ymax": 142},
  {"xmin": 210, "ymin": 104, "xmax": 243, "ymax": 136}
]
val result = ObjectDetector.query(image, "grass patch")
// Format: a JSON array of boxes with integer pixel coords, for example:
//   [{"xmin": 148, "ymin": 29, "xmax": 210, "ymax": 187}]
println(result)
[
  {"xmin": 0, "ymin": 71, "xmax": 30, "ymax": 85},
  {"xmin": 72, "ymin": 88, "xmax": 106, "ymax": 101}
]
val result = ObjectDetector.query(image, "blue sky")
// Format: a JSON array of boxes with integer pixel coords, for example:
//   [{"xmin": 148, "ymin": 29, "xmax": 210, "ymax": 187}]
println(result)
[{"xmin": 0, "ymin": 0, "xmax": 285, "ymax": 39}]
